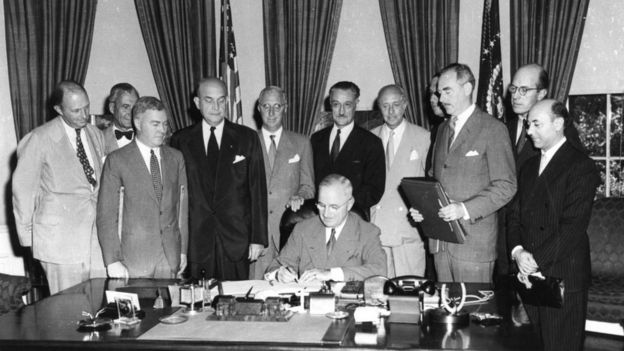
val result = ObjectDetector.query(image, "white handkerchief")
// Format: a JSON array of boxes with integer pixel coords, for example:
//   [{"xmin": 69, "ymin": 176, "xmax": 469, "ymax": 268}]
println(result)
[
  {"xmin": 233, "ymin": 155, "xmax": 246, "ymax": 164},
  {"xmin": 409, "ymin": 150, "xmax": 419, "ymax": 161},
  {"xmin": 101, "ymin": 156, "xmax": 107, "ymax": 164},
  {"xmin": 288, "ymin": 154, "xmax": 300, "ymax": 163},
  {"xmin": 465, "ymin": 150, "xmax": 479, "ymax": 157}
]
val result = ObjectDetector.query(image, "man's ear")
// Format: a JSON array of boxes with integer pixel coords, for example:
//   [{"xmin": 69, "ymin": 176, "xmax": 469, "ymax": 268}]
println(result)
[
  {"xmin": 537, "ymin": 89, "xmax": 548, "ymax": 101},
  {"xmin": 108, "ymin": 101, "xmax": 115, "ymax": 114},
  {"xmin": 553, "ymin": 116, "xmax": 565, "ymax": 131},
  {"xmin": 193, "ymin": 97, "xmax": 200, "ymax": 110},
  {"xmin": 463, "ymin": 82, "xmax": 474, "ymax": 97},
  {"xmin": 346, "ymin": 197, "xmax": 355, "ymax": 212},
  {"xmin": 53, "ymin": 104, "xmax": 63, "ymax": 116}
]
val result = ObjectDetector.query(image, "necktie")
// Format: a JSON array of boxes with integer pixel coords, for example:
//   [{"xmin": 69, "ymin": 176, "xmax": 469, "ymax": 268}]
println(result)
[
  {"xmin": 327, "ymin": 228, "xmax": 336, "ymax": 256},
  {"xmin": 207, "ymin": 126, "xmax": 219, "ymax": 180},
  {"xmin": 115, "ymin": 129, "xmax": 134, "ymax": 140},
  {"xmin": 447, "ymin": 116, "xmax": 458, "ymax": 151},
  {"xmin": 75, "ymin": 129, "xmax": 97, "ymax": 187},
  {"xmin": 150, "ymin": 150, "xmax": 162, "ymax": 202},
  {"xmin": 516, "ymin": 119, "xmax": 527, "ymax": 152},
  {"xmin": 331, "ymin": 129, "xmax": 341, "ymax": 162},
  {"xmin": 386, "ymin": 130, "xmax": 395, "ymax": 170},
  {"xmin": 269, "ymin": 135, "xmax": 277, "ymax": 170}
]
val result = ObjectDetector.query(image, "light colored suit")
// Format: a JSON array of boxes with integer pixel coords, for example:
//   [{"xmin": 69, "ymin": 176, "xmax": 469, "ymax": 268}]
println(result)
[
  {"xmin": 250, "ymin": 129, "xmax": 315, "ymax": 279},
  {"xmin": 430, "ymin": 107, "xmax": 516, "ymax": 282},
  {"xmin": 371, "ymin": 121, "xmax": 430, "ymax": 277},
  {"xmin": 267, "ymin": 213, "xmax": 387, "ymax": 281},
  {"xmin": 96, "ymin": 141, "xmax": 188, "ymax": 277},
  {"xmin": 12, "ymin": 117, "xmax": 107, "ymax": 292},
  {"xmin": 102, "ymin": 125, "xmax": 119, "ymax": 155}
]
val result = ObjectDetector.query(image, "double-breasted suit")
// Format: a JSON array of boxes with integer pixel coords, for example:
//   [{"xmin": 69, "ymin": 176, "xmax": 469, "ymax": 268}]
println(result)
[
  {"xmin": 96, "ymin": 141, "xmax": 188, "ymax": 277},
  {"xmin": 310, "ymin": 125, "xmax": 385, "ymax": 219},
  {"xmin": 370, "ymin": 121, "xmax": 430, "ymax": 277},
  {"xmin": 430, "ymin": 107, "xmax": 516, "ymax": 282},
  {"xmin": 170, "ymin": 119, "xmax": 267, "ymax": 280},
  {"xmin": 267, "ymin": 213, "xmax": 387, "ymax": 281},
  {"xmin": 12, "ymin": 117, "xmax": 107, "ymax": 292},
  {"xmin": 250, "ymin": 129, "xmax": 315, "ymax": 279},
  {"xmin": 508, "ymin": 141, "xmax": 598, "ymax": 351}
]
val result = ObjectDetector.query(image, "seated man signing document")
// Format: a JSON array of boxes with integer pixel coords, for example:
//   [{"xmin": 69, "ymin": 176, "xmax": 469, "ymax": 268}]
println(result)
[{"xmin": 265, "ymin": 174, "xmax": 386, "ymax": 282}]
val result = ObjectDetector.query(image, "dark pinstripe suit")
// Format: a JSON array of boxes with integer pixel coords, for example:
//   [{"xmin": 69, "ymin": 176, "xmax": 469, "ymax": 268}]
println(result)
[{"xmin": 508, "ymin": 140, "xmax": 599, "ymax": 351}]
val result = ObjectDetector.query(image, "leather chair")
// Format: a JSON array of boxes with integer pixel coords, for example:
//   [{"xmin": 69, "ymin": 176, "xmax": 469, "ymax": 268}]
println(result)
[
  {"xmin": 0, "ymin": 273, "xmax": 30, "ymax": 315},
  {"xmin": 586, "ymin": 197, "xmax": 624, "ymax": 323}
]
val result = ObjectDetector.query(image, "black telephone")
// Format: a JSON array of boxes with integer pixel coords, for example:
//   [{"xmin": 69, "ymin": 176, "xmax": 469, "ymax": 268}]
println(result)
[{"xmin": 383, "ymin": 275, "xmax": 436, "ymax": 296}]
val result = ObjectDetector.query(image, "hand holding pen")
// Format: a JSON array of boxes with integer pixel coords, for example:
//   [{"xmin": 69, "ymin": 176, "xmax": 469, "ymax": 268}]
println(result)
[{"xmin": 277, "ymin": 265, "xmax": 299, "ymax": 283}]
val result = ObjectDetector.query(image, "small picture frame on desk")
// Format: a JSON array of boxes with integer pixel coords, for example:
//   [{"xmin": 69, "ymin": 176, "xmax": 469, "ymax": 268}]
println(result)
[{"xmin": 115, "ymin": 297, "xmax": 140, "ymax": 326}]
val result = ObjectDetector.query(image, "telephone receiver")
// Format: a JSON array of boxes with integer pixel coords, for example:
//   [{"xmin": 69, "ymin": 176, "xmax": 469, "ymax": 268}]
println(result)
[{"xmin": 383, "ymin": 275, "xmax": 436, "ymax": 296}]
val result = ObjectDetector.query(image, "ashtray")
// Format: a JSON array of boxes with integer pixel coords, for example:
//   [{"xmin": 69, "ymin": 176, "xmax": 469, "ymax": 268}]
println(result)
[
  {"xmin": 325, "ymin": 311, "xmax": 349, "ymax": 320},
  {"xmin": 77, "ymin": 318, "xmax": 113, "ymax": 332},
  {"xmin": 159, "ymin": 314, "xmax": 189, "ymax": 324}
]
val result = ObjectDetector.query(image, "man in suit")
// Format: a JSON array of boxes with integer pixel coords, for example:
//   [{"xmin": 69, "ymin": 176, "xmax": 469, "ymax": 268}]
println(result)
[
  {"xmin": 249, "ymin": 86, "xmax": 315, "ymax": 279},
  {"xmin": 508, "ymin": 99, "xmax": 599, "ymax": 351},
  {"xmin": 12, "ymin": 81, "xmax": 106, "ymax": 294},
  {"xmin": 370, "ymin": 84, "xmax": 430, "ymax": 277},
  {"xmin": 170, "ymin": 77, "xmax": 267, "ymax": 280},
  {"xmin": 311, "ymin": 81, "xmax": 385, "ymax": 220},
  {"xmin": 266, "ymin": 174, "xmax": 386, "ymax": 282},
  {"xmin": 102, "ymin": 83, "xmax": 139, "ymax": 155},
  {"xmin": 97, "ymin": 96, "xmax": 188, "ymax": 278},
  {"xmin": 411, "ymin": 63, "xmax": 517, "ymax": 283}
]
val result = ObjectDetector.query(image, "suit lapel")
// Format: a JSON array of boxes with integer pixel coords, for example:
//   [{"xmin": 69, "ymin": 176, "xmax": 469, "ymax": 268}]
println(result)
[
  {"xmin": 304, "ymin": 218, "xmax": 329, "ymax": 269},
  {"xmin": 391, "ymin": 123, "xmax": 413, "ymax": 173},
  {"xmin": 271, "ymin": 131, "xmax": 294, "ymax": 184},
  {"xmin": 188, "ymin": 123, "xmax": 207, "ymax": 166},
  {"xmin": 257, "ymin": 130, "xmax": 271, "ymax": 188},
  {"xmin": 215, "ymin": 120, "xmax": 237, "ymax": 200},
  {"xmin": 331, "ymin": 214, "xmax": 358, "ymax": 264},
  {"xmin": 336, "ymin": 127, "xmax": 358, "ymax": 164},
  {"xmin": 51, "ymin": 117, "xmax": 90, "ymax": 188},
  {"xmin": 449, "ymin": 110, "xmax": 479, "ymax": 155},
  {"xmin": 160, "ymin": 146, "xmax": 175, "ymax": 208},
  {"xmin": 128, "ymin": 142, "xmax": 159, "ymax": 204},
  {"xmin": 538, "ymin": 142, "xmax": 572, "ymax": 183}
]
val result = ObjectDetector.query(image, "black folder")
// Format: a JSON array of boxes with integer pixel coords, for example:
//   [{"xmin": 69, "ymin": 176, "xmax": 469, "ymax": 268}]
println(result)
[{"xmin": 400, "ymin": 178, "xmax": 466, "ymax": 244}]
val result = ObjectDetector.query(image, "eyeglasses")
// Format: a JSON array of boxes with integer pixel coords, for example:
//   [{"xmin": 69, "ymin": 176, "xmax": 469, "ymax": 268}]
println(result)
[
  {"xmin": 316, "ymin": 198, "xmax": 352, "ymax": 213},
  {"xmin": 260, "ymin": 103, "xmax": 285, "ymax": 112},
  {"xmin": 509, "ymin": 85, "xmax": 540, "ymax": 97}
]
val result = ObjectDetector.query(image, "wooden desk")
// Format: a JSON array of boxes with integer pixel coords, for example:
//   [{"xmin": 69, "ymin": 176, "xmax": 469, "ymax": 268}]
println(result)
[{"xmin": 0, "ymin": 278, "xmax": 540, "ymax": 350}]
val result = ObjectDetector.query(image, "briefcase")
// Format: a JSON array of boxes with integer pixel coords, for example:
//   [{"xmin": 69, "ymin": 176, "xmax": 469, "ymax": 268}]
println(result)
[{"xmin": 511, "ymin": 274, "xmax": 564, "ymax": 308}]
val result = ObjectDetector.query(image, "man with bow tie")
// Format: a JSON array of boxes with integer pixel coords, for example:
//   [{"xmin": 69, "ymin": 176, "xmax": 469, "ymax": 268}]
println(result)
[
  {"xmin": 102, "ymin": 83, "xmax": 139, "ymax": 155},
  {"xmin": 249, "ymin": 86, "xmax": 315, "ymax": 279}
]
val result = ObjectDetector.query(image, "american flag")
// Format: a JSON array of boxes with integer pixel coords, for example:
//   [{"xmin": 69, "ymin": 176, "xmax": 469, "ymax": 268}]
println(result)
[
  {"xmin": 476, "ymin": 0, "xmax": 505, "ymax": 122},
  {"xmin": 219, "ymin": 0, "xmax": 243, "ymax": 124}
]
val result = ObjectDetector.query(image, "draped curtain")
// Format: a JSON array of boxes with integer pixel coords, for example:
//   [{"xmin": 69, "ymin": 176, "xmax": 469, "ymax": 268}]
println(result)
[
  {"xmin": 263, "ymin": 0, "xmax": 343, "ymax": 135},
  {"xmin": 135, "ymin": 0, "xmax": 216, "ymax": 132},
  {"xmin": 510, "ymin": 0, "xmax": 590, "ymax": 102},
  {"xmin": 379, "ymin": 0, "xmax": 459, "ymax": 129},
  {"xmin": 4, "ymin": 0, "xmax": 97, "ymax": 139}
]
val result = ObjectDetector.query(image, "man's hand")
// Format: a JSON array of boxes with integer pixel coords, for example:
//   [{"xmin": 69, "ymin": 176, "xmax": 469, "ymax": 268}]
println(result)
[
  {"xmin": 514, "ymin": 249, "xmax": 539, "ymax": 276},
  {"xmin": 300, "ymin": 268, "xmax": 332, "ymax": 282},
  {"xmin": 177, "ymin": 254, "xmax": 187, "ymax": 278},
  {"xmin": 107, "ymin": 261, "xmax": 129, "ymax": 279},
  {"xmin": 438, "ymin": 203, "xmax": 466, "ymax": 221},
  {"xmin": 288, "ymin": 196, "xmax": 305, "ymax": 212},
  {"xmin": 277, "ymin": 266, "xmax": 298, "ymax": 283},
  {"xmin": 248, "ymin": 243, "xmax": 264, "ymax": 261},
  {"xmin": 409, "ymin": 208, "xmax": 424, "ymax": 222}
]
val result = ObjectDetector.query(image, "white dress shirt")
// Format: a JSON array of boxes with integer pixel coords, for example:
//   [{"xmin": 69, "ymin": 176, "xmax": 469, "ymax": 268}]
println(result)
[
  {"xmin": 135, "ymin": 138, "xmax": 161, "ymax": 178},
  {"xmin": 381, "ymin": 118, "xmax": 406, "ymax": 156},
  {"xmin": 261, "ymin": 126, "xmax": 283, "ymax": 149},
  {"xmin": 202, "ymin": 119, "xmax": 225, "ymax": 151},
  {"xmin": 329, "ymin": 121, "xmax": 354, "ymax": 153},
  {"xmin": 450, "ymin": 104, "xmax": 476, "ymax": 144},
  {"xmin": 61, "ymin": 120, "xmax": 95, "ymax": 179},
  {"xmin": 113, "ymin": 125, "xmax": 133, "ymax": 148}
]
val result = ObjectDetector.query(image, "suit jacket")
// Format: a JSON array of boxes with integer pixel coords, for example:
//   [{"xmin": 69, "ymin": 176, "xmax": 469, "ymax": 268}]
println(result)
[
  {"xmin": 102, "ymin": 125, "xmax": 120, "ymax": 155},
  {"xmin": 253, "ymin": 130, "xmax": 314, "ymax": 270},
  {"xmin": 430, "ymin": 107, "xmax": 516, "ymax": 261},
  {"xmin": 96, "ymin": 141, "xmax": 188, "ymax": 275},
  {"xmin": 370, "ymin": 121, "xmax": 430, "ymax": 246},
  {"xmin": 12, "ymin": 117, "xmax": 106, "ymax": 264},
  {"xmin": 310, "ymin": 125, "xmax": 385, "ymax": 216},
  {"xmin": 508, "ymin": 141, "xmax": 598, "ymax": 291},
  {"xmin": 170, "ymin": 120, "xmax": 268, "ymax": 265},
  {"xmin": 267, "ymin": 213, "xmax": 387, "ymax": 281},
  {"xmin": 506, "ymin": 115, "xmax": 538, "ymax": 171}
]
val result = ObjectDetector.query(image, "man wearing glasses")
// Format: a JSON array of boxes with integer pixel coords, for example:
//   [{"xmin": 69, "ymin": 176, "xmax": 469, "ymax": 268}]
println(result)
[
  {"xmin": 265, "ymin": 174, "xmax": 386, "ymax": 282},
  {"xmin": 249, "ymin": 86, "xmax": 315, "ymax": 279}
]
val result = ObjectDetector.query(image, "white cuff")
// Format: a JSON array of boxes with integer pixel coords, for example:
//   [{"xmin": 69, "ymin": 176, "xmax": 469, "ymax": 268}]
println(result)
[
  {"xmin": 330, "ymin": 267, "xmax": 344, "ymax": 281},
  {"xmin": 460, "ymin": 202, "xmax": 470, "ymax": 220},
  {"xmin": 511, "ymin": 245, "xmax": 523, "ymax": 260}
]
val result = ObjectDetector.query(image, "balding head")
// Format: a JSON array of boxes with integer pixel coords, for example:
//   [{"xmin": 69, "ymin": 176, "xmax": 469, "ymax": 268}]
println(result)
[
  {"xmin": 52, "ymin": 80, "xmax": 90, "ymax": 129},
  {"xmin": 527, "ymin": 99, "xmax": 567, "ymax": 151},
  {"xmin": 194, "ymin": 77, "xmax": 228, "ymax": 126},
  {"xmin": 317, "ymin": 174, "xmax": 354, "ymax": 228},
  {"xmin": 377, "ymin": 84, "xmax": 407, "ymax": 129}
]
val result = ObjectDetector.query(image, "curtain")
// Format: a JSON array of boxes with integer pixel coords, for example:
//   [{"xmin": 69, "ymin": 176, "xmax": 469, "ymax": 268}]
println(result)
[
  {"xmin": 263, "ymin": 0, "xmax": 343, "ymax": 135},
  {"xmin": 5, "ymin": 0, "xmax": 97, "ymax": 139},
  {"xmin": 510, "ymin": 0, "xmax": 590, "ymax": 102},
  {"xmin": 379, "ymin": 0, "xmax": 459, "ymax": 129},
  {"xmin": 135, "ymin": 0, "xmax": 216, "ymax": 132}
]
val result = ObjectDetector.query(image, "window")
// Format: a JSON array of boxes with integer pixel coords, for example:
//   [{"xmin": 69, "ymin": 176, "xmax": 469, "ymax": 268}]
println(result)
[{"xmin": 569, "ymin": 94, "xmax": 624, "ymax": 197}]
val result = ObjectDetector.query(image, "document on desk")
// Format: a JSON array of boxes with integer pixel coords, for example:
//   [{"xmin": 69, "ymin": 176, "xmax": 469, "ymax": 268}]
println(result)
[{"xmin": 214, "ymin": 280, "xmax": 323, "ymax": 299}]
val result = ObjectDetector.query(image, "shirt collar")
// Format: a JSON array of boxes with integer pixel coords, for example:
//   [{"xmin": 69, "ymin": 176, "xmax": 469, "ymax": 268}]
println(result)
[
  {"xmin": 135, "ymin": 138, "xmax": 160, "ymax": 157},
  {"xmin": 261, "ymin": 126, "xmax": 283, "ymax": 146},
  {"xmin": 383, "ymin": 118, "xmax": 406, "ymax": 139},
  {"xmin": 326, "ymin": 215, "xmax": 349, "ymax": 240},
  {"xmin": 332, "ymin": 120, "xmax": 354, "ymax": 137},
  {"xmin": 541, "ymin": 136, "xmax": 567, "ymax": 160}
]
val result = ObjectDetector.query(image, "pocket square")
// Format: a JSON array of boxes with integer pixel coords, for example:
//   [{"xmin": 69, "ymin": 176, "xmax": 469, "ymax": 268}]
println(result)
[
  {"xmin": 288, "ymin": 154, "xmax": 300, "ymax": 163},
  {"xmin": 233, "ymin": 155, "xmax": 246, "ymax": 164},
  {"xmin": 409, "ymin": 150, "xmax": 419, "ymax": 161},
  {"xmin": 465, "ymin": 150, "xmax": 479, "ymax": 157}
]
